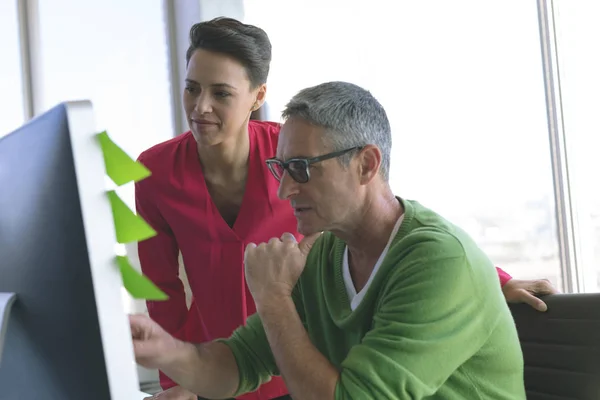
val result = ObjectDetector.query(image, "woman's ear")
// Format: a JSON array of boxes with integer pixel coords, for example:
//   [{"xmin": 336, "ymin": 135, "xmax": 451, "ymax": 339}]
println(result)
[{"xmin": 252, "ymin": 83, "xmax": 267, "ymax": 111}]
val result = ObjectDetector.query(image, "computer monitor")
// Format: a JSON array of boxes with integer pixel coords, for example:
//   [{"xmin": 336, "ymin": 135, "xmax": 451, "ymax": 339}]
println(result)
[{"xmin": 0, "ymin": 101, "xmax": 144, "ymax": 399}]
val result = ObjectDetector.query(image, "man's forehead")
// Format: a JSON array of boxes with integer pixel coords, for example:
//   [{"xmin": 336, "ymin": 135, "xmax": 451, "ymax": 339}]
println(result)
[{"xmin": 277, "ymin": 118, "xmax": 324, "ymax": 158}]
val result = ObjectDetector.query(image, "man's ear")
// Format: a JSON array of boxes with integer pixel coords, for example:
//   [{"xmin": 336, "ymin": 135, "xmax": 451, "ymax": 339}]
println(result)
[{"xmin": 357, "ymin": 145, "xmax": 382, "ymax": 184}]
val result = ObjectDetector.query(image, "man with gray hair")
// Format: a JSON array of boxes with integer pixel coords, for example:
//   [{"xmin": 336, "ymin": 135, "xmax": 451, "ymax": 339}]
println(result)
[{"xmin": 130, "ymin": 81, "xmax": 526, "ymax": 399}]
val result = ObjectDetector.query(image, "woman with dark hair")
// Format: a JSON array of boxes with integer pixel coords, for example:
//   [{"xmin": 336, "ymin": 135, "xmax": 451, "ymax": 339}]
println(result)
[
  {"xmin": 136, "ymin": 17, "xmax": 556, "ymax": 400},
  {"xmin": 136, "ymin": 17, "xmax": 294, "ymax": 400}
]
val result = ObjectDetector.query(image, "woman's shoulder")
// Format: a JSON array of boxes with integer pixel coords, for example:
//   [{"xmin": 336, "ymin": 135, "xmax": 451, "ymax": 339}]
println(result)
[
  {"xmin": 138, "ymin": 131, "xmax": 193, "ymax": 166},
  {"xmin": 136, "ymin": 131, "xmax": 194, "ymax": 188},
  {"xmin": 249, "ymin": 120, "xmax": 282, "ymax": 153},
  {"xmin": 249, "ymin": 119, "xmax": 281, "ymax": 135}
]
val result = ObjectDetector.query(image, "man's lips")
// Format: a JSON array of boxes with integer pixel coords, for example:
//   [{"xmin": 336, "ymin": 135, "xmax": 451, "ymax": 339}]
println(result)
[{"xmin": 293, "ymin": 206, "xmax": 312, "ymax": 215}]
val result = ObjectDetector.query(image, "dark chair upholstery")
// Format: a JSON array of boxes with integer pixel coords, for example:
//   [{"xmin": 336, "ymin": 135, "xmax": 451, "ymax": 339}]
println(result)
[{"xmin": 509, "ymin": 294, "xmax": 600, "ymax": 400}]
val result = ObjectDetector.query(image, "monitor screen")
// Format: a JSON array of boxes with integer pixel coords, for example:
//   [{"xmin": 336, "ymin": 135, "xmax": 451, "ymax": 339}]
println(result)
[{"xmin": 0, "ymin": 101, "xmax": 142, "ymax": 399}]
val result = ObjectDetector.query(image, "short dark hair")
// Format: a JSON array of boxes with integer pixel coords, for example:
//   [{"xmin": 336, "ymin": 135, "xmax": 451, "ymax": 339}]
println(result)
[{"xmin": 186, "ymin": 17, "xmax": 272, "ymax": 88}]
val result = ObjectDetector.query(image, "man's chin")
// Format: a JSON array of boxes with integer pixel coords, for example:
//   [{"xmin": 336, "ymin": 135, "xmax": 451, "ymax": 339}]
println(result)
[{"xmin": 297, "ymin": 221, "xmax": 323, "ymax": 237}]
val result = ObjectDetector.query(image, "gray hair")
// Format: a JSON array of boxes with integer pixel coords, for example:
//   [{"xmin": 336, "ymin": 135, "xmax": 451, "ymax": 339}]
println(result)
[{"xmin": 281, "ymin": 81, "xmax": 392, "ymax": 181}]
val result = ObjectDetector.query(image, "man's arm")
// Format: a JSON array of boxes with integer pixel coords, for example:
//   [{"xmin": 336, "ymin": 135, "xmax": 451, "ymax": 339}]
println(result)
[
  {"xmin": 160, "ymin": 311, "xmax": 280, "ymax": 397},
  {"xmin": 130, "ymin": 314, "xmax": 240, "ymax": 399},
  {"xmin": 160, "ymin": 341, "xmax": 240, "ymax": 398},
  {"xmin": 218, "ymin": 312, "xmax": 282, "ymax": 396},
  {"xmin": 257, "ymin": 297, "xmax": 338, "ymax": 400}
]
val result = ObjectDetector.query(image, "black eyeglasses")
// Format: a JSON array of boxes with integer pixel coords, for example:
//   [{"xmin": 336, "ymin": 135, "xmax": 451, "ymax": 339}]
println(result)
[{"xmin": 265, "ymin": 146, "xmax": 362, "ymax": 183}]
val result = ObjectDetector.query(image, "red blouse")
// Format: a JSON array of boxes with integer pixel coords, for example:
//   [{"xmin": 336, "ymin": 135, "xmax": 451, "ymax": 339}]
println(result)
[{"xmin": 136, "ymin": 121, "xmax": 296, "ymax": 399}]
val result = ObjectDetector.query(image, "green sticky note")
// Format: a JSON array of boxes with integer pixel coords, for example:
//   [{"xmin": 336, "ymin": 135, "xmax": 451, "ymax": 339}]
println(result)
[
  {"xmin": 107, "ymin": 190, "xmax": 156, "ymax": 243},
  {"xmin": 116, "ymin": 256, "xmax": 168, "ymax": 300},
  {"xmin": 96, "ymin": 131, "xmax": 150, "ymax": 186}
]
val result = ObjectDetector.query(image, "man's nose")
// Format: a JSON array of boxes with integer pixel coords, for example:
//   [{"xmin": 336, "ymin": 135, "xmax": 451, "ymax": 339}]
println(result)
[{"xmin": 277, "ymin": 171, "xmax": 300, "ymax": 200}]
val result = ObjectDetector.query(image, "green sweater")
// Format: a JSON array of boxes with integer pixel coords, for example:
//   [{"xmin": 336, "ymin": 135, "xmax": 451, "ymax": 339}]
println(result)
[{"xmin": 223, "ymin": 199, "xmax": 526, "ymax": 399}]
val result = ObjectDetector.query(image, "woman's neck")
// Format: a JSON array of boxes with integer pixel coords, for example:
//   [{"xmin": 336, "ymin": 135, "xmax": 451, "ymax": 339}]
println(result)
[{"xmin": 197, "ymin": 127, "xmax": 250, "ymax": 181}]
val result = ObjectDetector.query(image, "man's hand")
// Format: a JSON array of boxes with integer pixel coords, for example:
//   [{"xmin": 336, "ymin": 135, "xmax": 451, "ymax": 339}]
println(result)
[
  {"xmin": 130, "ymin": 315, "xmax": 240, "ymax": 399},
  {"xmin": 143, "ymin": 386, "xmax": 197, "ymax": 400},
  {"xmin": 502, "ymin": 278, "xmax": 559, "ymax": 312},
  {"xmin": 130, "ymin": 314, "xmax": 181, "ymax": 370},
  {"xmin": 244, "ymin": 232, "xmax": 321, "ymax": 306}
]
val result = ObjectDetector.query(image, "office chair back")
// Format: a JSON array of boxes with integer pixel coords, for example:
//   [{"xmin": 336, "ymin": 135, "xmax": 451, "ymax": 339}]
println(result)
[{"xmin": 509, "ymin": 293, "xmax": 600, "ymax": 400}]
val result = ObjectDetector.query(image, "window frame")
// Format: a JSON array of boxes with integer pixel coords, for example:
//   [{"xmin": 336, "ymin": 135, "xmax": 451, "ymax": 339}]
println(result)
[{"xmin": 11, "ymin": 0, "xmax": 592, "ymax": 293}]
